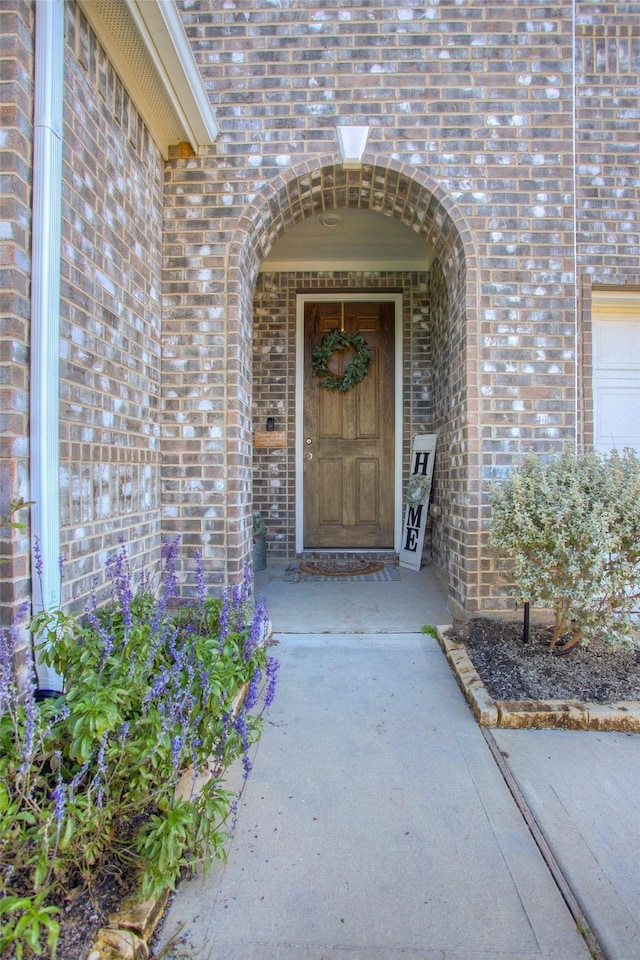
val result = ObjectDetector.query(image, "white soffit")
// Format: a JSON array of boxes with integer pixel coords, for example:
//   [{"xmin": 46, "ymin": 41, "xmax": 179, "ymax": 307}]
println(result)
[
  {"xmin": 261, "ymin": 209, "xmax": 434, "ymax": 273},
  {"xmin": 78, "ymin": 0, "xmax": 218, "ymax": 158}
]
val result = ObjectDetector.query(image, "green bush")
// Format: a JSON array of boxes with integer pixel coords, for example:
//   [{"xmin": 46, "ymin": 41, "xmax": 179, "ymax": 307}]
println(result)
[
  {"xmin": 488, "ymin": 448, "xmax": 640, "ymax": 650},
  {"xmin": 0, "ymin": 540, "xmax": 278, "ymax": 958}
]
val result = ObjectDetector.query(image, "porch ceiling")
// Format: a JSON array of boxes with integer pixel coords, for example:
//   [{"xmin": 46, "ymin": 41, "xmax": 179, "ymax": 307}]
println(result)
[{"xmin": 260, "ymin": 208, "xmax": 435, "ymax": 273}]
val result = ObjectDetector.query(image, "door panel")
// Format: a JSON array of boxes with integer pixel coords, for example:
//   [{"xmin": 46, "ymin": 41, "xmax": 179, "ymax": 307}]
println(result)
[
  {"xmin": 356, "ymin": 459, "xmax": 379, "ymax": 524},
  {"xmin": 303, "ymin": 301, "xmax": 395, "ymax": 548}
]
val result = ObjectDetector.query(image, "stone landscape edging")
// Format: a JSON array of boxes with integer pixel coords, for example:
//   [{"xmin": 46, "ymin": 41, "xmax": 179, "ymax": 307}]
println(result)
[
  {"xmin": 86, "ymin": 623, "xmax": 273, "ymax": 960},
  {"xmin": 436, "ymin": 626, "xmax": 640, "ymax": 732}
]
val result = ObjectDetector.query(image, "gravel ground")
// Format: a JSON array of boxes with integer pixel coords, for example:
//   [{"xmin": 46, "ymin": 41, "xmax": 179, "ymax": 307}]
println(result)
[{"xmin": 451, "ymin": 618, "xmax": 640, "ymax": 702}]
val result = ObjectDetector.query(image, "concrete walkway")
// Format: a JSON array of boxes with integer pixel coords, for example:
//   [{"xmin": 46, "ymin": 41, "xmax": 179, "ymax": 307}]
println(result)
[
  {"xmin": 492, "ymin": 728, "xmax": 640, "ymax": 960},
  {"xmin": 155, "ymin": 563, "xmax": 639, "ymax": 960}
]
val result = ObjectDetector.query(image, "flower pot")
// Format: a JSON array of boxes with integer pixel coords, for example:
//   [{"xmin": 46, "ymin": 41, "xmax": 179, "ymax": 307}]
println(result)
[{"xmin": 253, "ymin": 535, "xmax": 267, "ymax": 571}]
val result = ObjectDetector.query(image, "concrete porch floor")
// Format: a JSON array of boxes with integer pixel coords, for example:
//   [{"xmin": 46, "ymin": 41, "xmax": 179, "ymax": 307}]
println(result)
[{"xmin": 254, "ymin": 558, "xmax": 452, "ymax": 634}]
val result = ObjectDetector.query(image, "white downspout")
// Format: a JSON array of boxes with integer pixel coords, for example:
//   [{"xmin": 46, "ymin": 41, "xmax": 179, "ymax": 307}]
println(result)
[{"xmin": 30, "ymin": 0, "xmax": 64, "ymax": 691}]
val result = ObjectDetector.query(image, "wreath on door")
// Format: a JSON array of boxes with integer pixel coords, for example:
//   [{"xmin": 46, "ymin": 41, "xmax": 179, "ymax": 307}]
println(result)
[{"xmin": 311, "ymin": 328, "xmax": 372, "ymax": 392}]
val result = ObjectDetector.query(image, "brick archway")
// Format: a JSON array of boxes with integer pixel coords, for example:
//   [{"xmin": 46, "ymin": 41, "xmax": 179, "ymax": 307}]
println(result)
[{"xmin": 226, "ymin": 156, "xmax": 481, "ymax": 615}]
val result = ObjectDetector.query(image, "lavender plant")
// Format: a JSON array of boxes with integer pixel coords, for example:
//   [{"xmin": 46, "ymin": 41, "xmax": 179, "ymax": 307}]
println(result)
[
  {"xmin": 0, "ymin": 541, "xmax": 278, "ymax": 958},
  {"xmin": 489, "ymin": 447, "xmax": 640, "ymax": 651}
]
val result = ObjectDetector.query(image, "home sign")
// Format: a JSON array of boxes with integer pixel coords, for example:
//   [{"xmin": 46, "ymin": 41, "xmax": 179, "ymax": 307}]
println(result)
[{"xmin": 398, "ymin": 433, "xmax": 437, "ymax": 571}]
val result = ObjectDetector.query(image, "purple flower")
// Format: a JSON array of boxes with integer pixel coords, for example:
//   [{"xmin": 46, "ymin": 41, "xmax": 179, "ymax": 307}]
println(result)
[
  {"xmin": 86, "ymin": 581, "xmax": 115, "ymax": 662},
  {"xmin": 33, "ymin": 536, "xmax": 44, "ymax": 578},
  {"xmin": 107, "ymin": 543, "xmax": 133, "ymax": 635},
  {"xmin": 54, "ymin": 703, "xmax": 70, "ymax": 723},
  {"xmin": 244, "ymin": 666, "xmax": 261, "ymax": 711},
  {"xmin": 2, "ymin": 603, "xmax": 31, "ymax": 703},
  {"xmin": 199, "ymin": 667, "xmax": 211, "ymax": 704},
  {"xmin": 241, "ymin": 562, "xmax": 252, "ymax": 604},
  {"xmin": 234, "ymin": 713, "xmax": 252, "ymax": 779},
  {"xmin": 244, "ymin": 598, "xmax": 267, "ymax": 660},
  {"xmin": 161, "ymin": 536, "xmax": 181, "ymax": 602},
  {"xmin": 264, "ymin": 656, "xmax": 279, "ymax": 709},
  {"xmin": 232, "ymin": 582, "xmax": 244, "ymax": 632},
  {"xmin": 215, "ymin": 711, "xmax": 232, "ymax": 760},
  {"xmin": 96, "ymin": 735, "xmax": 108, "ymax": 777},
  {"xmin": 18, "ymin": 671, "xmax": 37, "ymax": 776},
  {"xmin": 90, "ymin": 734, "xmax": 109, "ymax": 809},
  {"xmin": 70, "ymin": 760, "xmax": 91, "ymax": 791},
  {"xmin": 143, "ymin": 665, "xmax": 170, "ymax": 711},
  {"xmin": 219, "ymin": 588, "xmax": 230, "ymax": 645},
  {"xmin": 0, "ymin": 623, "xmax": 17, "ymax": 704},
  {"xmin": 190, "ymin": 735, "xmax": 202, "ymax": 772},
  {"xmin": 51, "ymin": 762, "xmax": 66, "ymax": 828},
  {"xmin": 171, "ymin": 734, "xmax": 182, "ymax": 775},
  {"xmin": 229, "ymin": 794, "xmax": 239, "ymax": 830},
  {"xmin": 195, "ymin": 549, "xmax": 206, "ymax": 608}
]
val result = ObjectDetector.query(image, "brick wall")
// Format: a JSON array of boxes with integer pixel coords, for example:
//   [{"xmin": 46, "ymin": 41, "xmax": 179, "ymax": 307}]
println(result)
[
  {"xmin": 428, "ymin": 261, "xmax": 454, "ymax": 579},
  {"xmin": 222, "ymin": 161, "xmax": 474, "ymax": 606},
  {"xmin": 574, "ymin": 3, "xmax": 640, "ymax": 456},
  {"xmin": 575, "ymin": 1, "xmax": 640, "ymax": 279},
  {"xmin": 57, "ymin": 2, "xmax": 165, "ymax": 608},
  {"xmin": 0, "ymin": 0, "xmax": 33, "ymax": 630},
  {"xmin": 5, "ymin": 1, "xmax": 638, "ymax": 621},
  {"xmin": 172, "ymin": 0, "xmax": 588, "ymax": 611}
]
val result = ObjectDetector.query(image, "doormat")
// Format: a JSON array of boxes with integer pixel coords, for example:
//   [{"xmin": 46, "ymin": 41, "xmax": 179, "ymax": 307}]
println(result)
[{"xmin": 284, "ymin": 561, "xmax": 401, "ymax": 582}]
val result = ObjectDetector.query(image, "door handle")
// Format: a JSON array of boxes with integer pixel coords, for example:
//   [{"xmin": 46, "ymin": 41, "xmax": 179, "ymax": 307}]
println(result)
[{"xmin": 304, "ymin": 451, "xmax": 313, "ymax": 460}]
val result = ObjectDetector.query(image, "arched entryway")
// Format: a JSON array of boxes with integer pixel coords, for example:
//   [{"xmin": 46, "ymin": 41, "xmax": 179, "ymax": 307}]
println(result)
[{"xmin": 226, "ymin": 157, "xmax": 480, "ymax": 616}]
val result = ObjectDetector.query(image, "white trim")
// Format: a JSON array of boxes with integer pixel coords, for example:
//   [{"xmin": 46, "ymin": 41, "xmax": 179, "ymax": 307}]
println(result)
[
  {"xmin": 31, "ymin": 0, "xmax": 64, "ymax": 690},
  {"xmin": 592, "ymin": 289, "xmax": 640, "ymax": 320},
  {"xmin": 336, "ymin": 125, "xmax": 370, "ymax": 169},
  {"xmin": 129, "ymin": 0, "xmax": 219, "ymax": 148},
  {"xmin": 295, "ymin": 294, "xmax": 404, "ymax": 554},
  {"xmin": 571, "ymin": 0, "xmax": 579, "ymax": 453},
  {"xmin": 78, "ymin": 0, "xmax": 218, "ymax": 158}
]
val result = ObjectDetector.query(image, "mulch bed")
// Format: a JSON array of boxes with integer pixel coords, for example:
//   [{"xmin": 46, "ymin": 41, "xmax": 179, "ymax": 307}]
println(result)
[
  {"xmin": 52, "ymin": 862, "xmax": 135, "ymax": 960},
  {"xmin": 451, "ymin": 618, "xmax": 640, "ymax": 703}
]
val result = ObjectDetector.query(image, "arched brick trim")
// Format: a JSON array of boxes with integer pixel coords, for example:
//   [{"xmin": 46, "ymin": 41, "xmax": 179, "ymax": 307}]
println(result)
[{"xmin": 225, "ymin": 156, "xmax": 482, "ymax": 615}]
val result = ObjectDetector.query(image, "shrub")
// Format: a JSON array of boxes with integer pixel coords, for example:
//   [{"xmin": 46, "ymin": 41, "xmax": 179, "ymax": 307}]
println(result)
[
  {"xmin": 488, "ymin": 448, "xmax": 640, "ymax": 650},
  {"xmin": 252, "ymin": 512, "xmax": 267, "ymax": 539},
  {"xmin": 0, "ymin": 539, "xmax": 278, "ymax": 958}
]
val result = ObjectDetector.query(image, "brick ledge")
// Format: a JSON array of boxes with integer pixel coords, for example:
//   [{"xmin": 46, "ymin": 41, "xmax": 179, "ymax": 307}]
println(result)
[{"xmin": 436, "ymin": 626, "xmax": 640, "ymax": 732}]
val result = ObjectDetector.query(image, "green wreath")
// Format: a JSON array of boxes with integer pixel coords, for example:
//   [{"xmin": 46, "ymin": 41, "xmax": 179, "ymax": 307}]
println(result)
[
  {"xmin": 311, "ymin": 328, "xmax": 372, "ymax": 392},
  {"xmin": 405, "ymin": 474, "xmax": 431, "ymax": 504}
]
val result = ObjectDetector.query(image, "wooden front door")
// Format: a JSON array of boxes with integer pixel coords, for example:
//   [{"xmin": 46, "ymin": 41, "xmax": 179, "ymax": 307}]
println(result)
[{"xmin": 303, "ymin": 300, "xmax": 395, "ymax": 549}]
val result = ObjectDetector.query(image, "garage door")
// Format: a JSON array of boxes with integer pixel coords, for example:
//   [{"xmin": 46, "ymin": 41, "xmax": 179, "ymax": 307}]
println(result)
[{"xmin": 592, "ymin": 290, "xmax": 640, "ymax": 454}]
